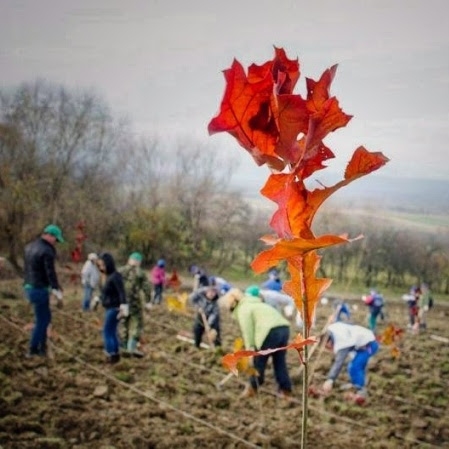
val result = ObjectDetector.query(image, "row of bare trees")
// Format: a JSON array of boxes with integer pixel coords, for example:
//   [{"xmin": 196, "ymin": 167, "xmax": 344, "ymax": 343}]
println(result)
[
  {"xmin": 0, "ymin": 80, "xmax": 269, "ymax": 276},
  {"xmin": 1, "ymin": 80, "xmax": 448, "ymax": 294},
  {"xmin": 315, "ymin": 209, "xmax": 449, "ymax": 294}
]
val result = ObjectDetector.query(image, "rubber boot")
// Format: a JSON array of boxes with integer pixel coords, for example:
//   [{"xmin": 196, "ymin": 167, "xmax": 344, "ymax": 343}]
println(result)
[{"xmin": 127, "ymin": 338, "xmax": 144, "ymax": 358}]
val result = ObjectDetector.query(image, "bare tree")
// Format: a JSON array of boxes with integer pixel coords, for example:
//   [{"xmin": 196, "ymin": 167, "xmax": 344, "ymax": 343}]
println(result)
[
  {"xmin": 118, "ymin": 136, "xmax": 168, "ymax": 210},
  {"xmin": 166, "ymin": 140, "xmax": 235, "ymax": 260},
  {"xmin": 0, "ymin": 80, "xmax": 126, "ymax": 271}
]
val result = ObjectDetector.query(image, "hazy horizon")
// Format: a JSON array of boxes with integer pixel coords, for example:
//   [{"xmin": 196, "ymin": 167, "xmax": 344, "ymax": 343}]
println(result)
[{"xmin": 2, "ymin": 0, "xmax": 448, "ymax": 187}]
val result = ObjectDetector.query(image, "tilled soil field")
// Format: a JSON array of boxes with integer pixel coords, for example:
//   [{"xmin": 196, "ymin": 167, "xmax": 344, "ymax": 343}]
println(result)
[{"xmin": 0, "ymin": 279, "xmax": 448, "ymax": 449}]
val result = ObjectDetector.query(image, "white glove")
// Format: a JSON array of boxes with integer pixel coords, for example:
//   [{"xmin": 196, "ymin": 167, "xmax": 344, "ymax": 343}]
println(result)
[
  {"xmin": 51, "ymin": 289, "xmax": 63, "ymax": 300},
  {"xmin": 322, "ymin": 379, "xmax": 334, "ymax": 393},
  {"xmin": 118, "ymin": 304, "xmax": 129, "ymax": 318},
  {"xmin": 91, "ymin": 296, "xmax": 100, "ymax": 310}
]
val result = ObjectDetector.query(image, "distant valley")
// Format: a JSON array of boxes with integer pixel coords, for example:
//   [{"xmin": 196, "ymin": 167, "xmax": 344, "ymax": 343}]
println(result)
[
  {"xmin": 231, "ymin": 173, "xmax": 449, "ymax": 234},
  {"xmin": 233, "ymin": 173, "xmax": 449, "ymax": 216}
]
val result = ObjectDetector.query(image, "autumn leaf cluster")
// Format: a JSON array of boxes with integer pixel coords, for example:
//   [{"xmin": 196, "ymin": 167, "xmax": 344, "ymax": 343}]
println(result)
[{"xmin": 209, "ymin": 47, "xmax": 389, "ymax": 331}]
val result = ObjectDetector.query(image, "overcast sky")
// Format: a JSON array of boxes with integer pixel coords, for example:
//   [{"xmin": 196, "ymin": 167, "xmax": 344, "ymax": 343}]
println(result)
[{"xmin": 2, "ymin": 0, "xmax": 448, "ymax": 191}]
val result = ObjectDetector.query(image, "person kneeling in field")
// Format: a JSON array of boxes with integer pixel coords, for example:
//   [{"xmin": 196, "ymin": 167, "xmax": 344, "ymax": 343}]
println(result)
[
  {"xmin": 320, "ymin": 321, "xmax": 379, "ymax": 404},
  {"xmin": 222, "ymin": 286, "xmax": 293, "ymax": 399}
]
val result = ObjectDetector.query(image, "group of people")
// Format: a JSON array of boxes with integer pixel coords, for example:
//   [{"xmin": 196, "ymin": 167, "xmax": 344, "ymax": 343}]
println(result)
[
  {"xmin": 23, "ymin": 223, "xmax": 169, "ymax": 363},
  {"xmin": 187, "ymin": 270, "xmax": 379, "ymax": 405},
  {"xmin": 83, "ymin": 252, "xmax": 169, "ymax": 361},
  {"xmin": 361, "ymin": 283, "xmax": 434, "ymax": 334},
  {"xmin": 21, "ymin": 226, "xmax": 431, "ymax": 406}
]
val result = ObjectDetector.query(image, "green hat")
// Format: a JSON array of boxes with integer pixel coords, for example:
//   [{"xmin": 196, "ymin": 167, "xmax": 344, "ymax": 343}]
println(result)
[
  {"xmin": 245, "ymin": 285, "xmax": 260, "ymax": 297},
  {"xmin": 129, "ymin": 252, "xmax": 143, "ymax": 262},
  {"xmin": 43, "ymin": 224, "xmax": 64, "ymax": 243}
]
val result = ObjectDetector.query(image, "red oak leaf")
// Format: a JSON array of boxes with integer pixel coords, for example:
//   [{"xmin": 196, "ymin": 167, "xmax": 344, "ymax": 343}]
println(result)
[
  {"xmin": 208, "ymin": 59, "xmax": 281, "ymax": 168},
  {"xmin": 295, "ymin": 139, "xmax": 335, "ymax": 180},
  {"xmin": 303, "ymin": 65, "xmax": 352, "ymax": 151},
  {"xmin": 274, "ymin": 94, "xmax": 309, "ymax": 164},
  {"xmin": 283, "ymin": 252, "xmax": 333, "ymax": 330},
  {"xmin": 306, "ymin": 65, "xmax": 338, "ymax": 111},
  {"xmin": 247, "ymin": 46, "xmax": 300, "ymax": 95},
  {"xmin": 345, "ymin": 146, "xmax": 390, "ymax": 179},
  {"xmin": 222, "ymin": 333, "xmax": 317, "ymax": 375},
  {"xmin": 305, "ymin": 97, "xmax": 352, "ymax": 151},
  {"xmin": 261, "ymin": 173, "xmax": 310, "ymax": 238},
  {"xmin": 287, "ymin": 147, "xmax": 390, "ymax": 230},
  {"xmin": 251, "ymin": 233, "xmax": 357, "ymax": 274},
  {"xmin": 272, "ymin": 46, "xmax": 300, "ymax": 94}
]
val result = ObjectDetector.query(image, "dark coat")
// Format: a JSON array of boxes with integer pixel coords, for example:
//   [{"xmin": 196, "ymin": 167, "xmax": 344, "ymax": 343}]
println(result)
[
  {"xmin": 24, "ymin": 237, "xmax": 60, "ymax": 290},
  {"xmin": 99, "ymin": 253, "xmax": 127, "ymax": 309}
]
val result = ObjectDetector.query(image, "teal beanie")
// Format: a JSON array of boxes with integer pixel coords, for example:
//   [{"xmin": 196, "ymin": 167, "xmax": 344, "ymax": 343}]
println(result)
[
  {"xmin": 245, "ymin": 285, "xmax": 260, "ymax": 297},
  {"xmin": 129, "ymin": 252, "xmax": 143, "ymax": 262}
]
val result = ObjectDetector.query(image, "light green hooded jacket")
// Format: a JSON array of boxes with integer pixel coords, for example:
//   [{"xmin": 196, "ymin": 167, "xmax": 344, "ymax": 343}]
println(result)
[{"xmin": 232, "ymin": 295, "xmax": 290, "ymax": 350}]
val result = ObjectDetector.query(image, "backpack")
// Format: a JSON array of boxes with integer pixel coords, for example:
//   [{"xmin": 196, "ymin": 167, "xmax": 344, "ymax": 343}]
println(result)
[{"xmin": 372, "ymin": 294, "xmax": 384, "ymax": 308}]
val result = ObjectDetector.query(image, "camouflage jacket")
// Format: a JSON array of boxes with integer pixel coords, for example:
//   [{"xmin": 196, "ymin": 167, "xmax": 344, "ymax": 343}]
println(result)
[{"xmin": 118, "ymin": 265, "xmax": 152, "ymax": 309}]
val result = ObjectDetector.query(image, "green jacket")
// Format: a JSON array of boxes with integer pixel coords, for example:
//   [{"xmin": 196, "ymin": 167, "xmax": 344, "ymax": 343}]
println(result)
[
  {"xmin": 232, "ymin": 295, "xmax": 290, "ymax": 350},
  {"xmin": 118, "ymin": 265, "xmax": 152, "ymax": 308}
]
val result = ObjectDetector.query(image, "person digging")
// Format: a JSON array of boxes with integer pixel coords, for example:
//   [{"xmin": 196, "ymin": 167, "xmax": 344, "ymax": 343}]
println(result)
[
  {"xmin": 311, "ymin": 321, "xmax": 379, "ymax": 405},
  {"xmin": 189, "ymin": 285, "xmax": 221, "ymax": 349}
]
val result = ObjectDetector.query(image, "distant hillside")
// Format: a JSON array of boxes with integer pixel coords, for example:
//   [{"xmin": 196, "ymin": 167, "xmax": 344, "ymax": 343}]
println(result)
[
  {"xmin": 325, "ymin": 175, "xmax": 449, "ymax": 214},
  {"xmin": 233, "ymin": 173, "xmax": 449, "ymax": 215}
]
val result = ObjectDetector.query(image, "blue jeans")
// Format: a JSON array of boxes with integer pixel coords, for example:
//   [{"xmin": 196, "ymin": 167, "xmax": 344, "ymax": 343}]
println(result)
[
  {"xmin": 251, "ymin": 326, "xmax": 292, "ymax": 392},
  {"xmin": 82, "ymin": 285, "xmax": 94, "ymax": 311},
  {"xmin": 153, "ymin": 284, "xmax": 163, "ymax": 304},
  {"xmin": 103, "ymin": 308, "xmax": 120, "ymax": 355},
  {"xmin": 26, "ymin": 288, "xmax": 51, "ymax": 354},
  {"xmin": 348, "ymin": 340, "xmax": 379, "ymax": 389}
]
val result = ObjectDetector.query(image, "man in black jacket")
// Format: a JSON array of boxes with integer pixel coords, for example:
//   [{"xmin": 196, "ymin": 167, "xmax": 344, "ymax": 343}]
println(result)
[{"xmin": 23, "ymin": 224, "xmax": 64, "ymax": 357}]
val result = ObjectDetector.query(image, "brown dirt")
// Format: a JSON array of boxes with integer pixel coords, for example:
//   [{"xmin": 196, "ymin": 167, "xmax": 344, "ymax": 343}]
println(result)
[{"xmin": 0, "ymin": 280, "xmax": 448, "ymax": 449}]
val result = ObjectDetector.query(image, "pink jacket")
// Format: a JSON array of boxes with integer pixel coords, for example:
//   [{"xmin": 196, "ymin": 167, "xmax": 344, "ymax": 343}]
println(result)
[{"xmin": 151, "ymin": 265, "xmax": 166, "ymax": 285}]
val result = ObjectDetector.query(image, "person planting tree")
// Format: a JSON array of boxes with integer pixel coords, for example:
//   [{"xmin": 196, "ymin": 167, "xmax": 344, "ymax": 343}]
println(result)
[
  {"xmin": 222, "ymin": 286, "xmax": 293, "ymax": 399},
  {"xmin": 319, "ymin": 321, "xmax": 379, "ymax": 404},
  {"xmin": 189, "ymin": 285, "xmax": 221, "ymax": 349}
]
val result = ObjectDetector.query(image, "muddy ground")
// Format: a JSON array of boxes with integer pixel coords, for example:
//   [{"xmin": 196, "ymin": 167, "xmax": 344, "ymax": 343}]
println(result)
[{"xmin": 0, "ymin": 277, "xmax": 448, "ymax": 449}]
